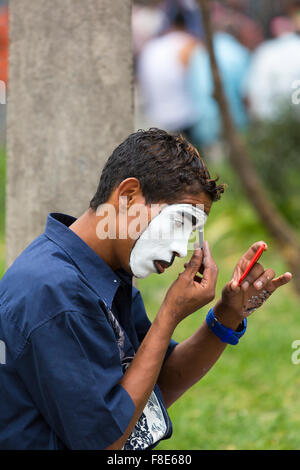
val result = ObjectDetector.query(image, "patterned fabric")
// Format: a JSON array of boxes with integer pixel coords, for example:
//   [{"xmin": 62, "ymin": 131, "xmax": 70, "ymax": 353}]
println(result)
[{"xmin": 106, "ymin": 307, "xmax": 169, "ymax": 450}]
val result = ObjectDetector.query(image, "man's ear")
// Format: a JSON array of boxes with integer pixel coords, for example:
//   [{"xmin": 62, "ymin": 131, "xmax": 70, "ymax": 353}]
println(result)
[{"xmin": 116, "ymin": 178, "xmax": 145, "ymax": 209}]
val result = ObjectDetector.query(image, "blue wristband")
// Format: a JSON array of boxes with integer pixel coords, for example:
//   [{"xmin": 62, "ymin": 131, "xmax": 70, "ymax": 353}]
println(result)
[{"xmin": 206, "ymin": 307, "xmax": 247, "ymax": 345}]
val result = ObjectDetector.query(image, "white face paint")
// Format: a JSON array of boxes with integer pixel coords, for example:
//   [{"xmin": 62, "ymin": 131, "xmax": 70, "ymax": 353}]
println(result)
[{"xmin": 129, "ymin": 203, "xmax": 207, "ymax": 278}]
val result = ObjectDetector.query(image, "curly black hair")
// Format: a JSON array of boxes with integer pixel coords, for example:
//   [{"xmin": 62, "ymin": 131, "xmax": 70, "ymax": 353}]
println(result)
[{"xmin": 90, "ymin": 128, "xmax": 225, "ymax": 209}]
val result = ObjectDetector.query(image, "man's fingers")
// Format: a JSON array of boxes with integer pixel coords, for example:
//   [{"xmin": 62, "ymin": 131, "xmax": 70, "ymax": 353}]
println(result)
[
  {"xmin": 224, "ymin": 279, "xmax": 241, "ymax": 297},
  {"xmin": 232, "ymin": 241, "xmax": 267, "ymax": 281},
  {"xmin": 202, "ymin": 240, "xmax": 218, "ymax": 287},
  {"xmin": 271, "ymin": 272, "xmax": 292, "ymax": 290},
  {"xmin": 184, "ymin": 244, "xmax": 203, "ymax": 278},
  {"xmin": 239, "ymin": 263, "xmax": 265, "ymax": 291},
  {"xmin": 194, "ymin": 274, "xmax": 203, "ymax": 284},
  {"xmin": 232, "ymin": 241, "xmax": 268, "ymax": 288},
  {"xmin": 242, "ymin": 241, "xmax": 268, "ymax": 263},
  {"xmin": 252, "ymin": 268, "xmax": 276, "ymax": 291}
]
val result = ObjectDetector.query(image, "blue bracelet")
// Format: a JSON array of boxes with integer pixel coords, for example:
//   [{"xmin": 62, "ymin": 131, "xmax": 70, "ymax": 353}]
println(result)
[{"xmin": 206, "ymin": 307, "xmax": 247, "ymax": 345}]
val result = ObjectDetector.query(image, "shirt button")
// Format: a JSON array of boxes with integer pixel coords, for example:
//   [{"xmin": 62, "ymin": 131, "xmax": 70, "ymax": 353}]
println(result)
[{"xmin": 113, "ymin": 279, "xmax": 118, "ymax": 283}]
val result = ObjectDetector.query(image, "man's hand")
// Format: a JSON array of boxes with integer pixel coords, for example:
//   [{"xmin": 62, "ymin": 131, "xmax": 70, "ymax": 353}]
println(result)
[
  {"xmin": 214, "ymin": 241, "xmax": 293, "ymax": 329},
  {"xmin": 162, "ymin": 240, "xmax": 218, "ymax": 326}
]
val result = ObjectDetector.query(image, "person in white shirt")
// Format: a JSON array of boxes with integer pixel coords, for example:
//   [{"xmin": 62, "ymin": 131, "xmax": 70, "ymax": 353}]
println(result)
[
  {"xmin": 246, "ymin": 1, "xmax": 300, "ymax": 120},
  {"xmin": 137, "ymin": 12, "xmax": 198, "ymax": 136}
]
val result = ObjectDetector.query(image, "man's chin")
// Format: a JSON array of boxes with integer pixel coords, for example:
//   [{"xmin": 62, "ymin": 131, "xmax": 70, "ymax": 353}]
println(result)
[
  {"xmin": 129, "ymin": 257, "xmax": 172, "ymax": 278},
  {"xmin": 128, "ymin": 263, "xmax": 156, "ymax": 279}
]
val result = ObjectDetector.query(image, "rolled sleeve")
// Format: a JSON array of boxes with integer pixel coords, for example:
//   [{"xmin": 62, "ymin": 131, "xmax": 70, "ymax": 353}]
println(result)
[{"xmin": 15, "ymin": 310, "xmax": 135, "ymax": 449}]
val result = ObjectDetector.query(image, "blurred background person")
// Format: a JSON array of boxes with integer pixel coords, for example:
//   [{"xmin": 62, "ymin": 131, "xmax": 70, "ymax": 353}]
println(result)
[
  {"xmin": 187, "ymin": 27, "xmax": 251, "ymax": 150},
  {"xmin": 211, "ymin": 0, "xmax": 265, "ymax": 51},
  {"xmin": 160, "ymin": 0, "xmax": 204, "ymax": 39},
  {"xmin": 246, "ymin": 1, "xmax": 300, "ymax": 120},
  {"xmin": 269, "ymin": 15, "xmax": 294, "ymax": 38},
  {"xmin": 137, "ymin": 10, "xmax": 200, "ymax": 138},
  {"xmin": 132, "ymin": 0, "xmax": 166, "ymax": 60}
]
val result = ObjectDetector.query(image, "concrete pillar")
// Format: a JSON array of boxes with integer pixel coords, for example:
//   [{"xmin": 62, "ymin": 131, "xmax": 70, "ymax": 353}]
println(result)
[{"xmin": 6, "ymin": 0, "xmax": 133, "ymax": 267}]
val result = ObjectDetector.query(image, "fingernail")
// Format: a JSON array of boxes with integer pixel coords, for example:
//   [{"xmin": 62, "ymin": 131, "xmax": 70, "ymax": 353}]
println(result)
[
  {"xmin": 255, "ymin": 281, "xmax": 263, "ymax": 289},
  {"xmin": 232, "ymin": 281, "xmax": 239, "ymax": 291}
]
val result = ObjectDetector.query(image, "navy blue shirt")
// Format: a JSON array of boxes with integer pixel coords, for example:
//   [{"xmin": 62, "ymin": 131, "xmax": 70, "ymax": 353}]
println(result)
[{"xmin": 0, "ymin": 213, "xmax": 178, "ymax": 450}]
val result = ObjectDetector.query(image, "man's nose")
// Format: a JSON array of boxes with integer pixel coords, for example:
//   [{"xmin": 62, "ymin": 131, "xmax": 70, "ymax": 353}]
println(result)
[{"xmin": 169, "ymin": 240, "xmax": 188, "ymax": 259}]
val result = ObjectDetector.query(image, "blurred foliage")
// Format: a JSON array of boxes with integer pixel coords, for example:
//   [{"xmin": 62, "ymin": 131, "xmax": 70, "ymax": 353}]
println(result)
[{"xmin": 245, "ymin": 107, "xmax": 300, "ymax": 230}]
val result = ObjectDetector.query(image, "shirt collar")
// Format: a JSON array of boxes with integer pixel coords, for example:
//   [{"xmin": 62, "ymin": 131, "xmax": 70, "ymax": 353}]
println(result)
[{"xmin": 43, "ymin": 213, "xmax": 133, "ymax": 308}]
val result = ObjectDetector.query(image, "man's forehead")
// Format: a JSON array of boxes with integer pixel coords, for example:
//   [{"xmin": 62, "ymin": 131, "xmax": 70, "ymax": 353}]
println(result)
[
  {"xmin": 176, "ymin": 192, "xmax": 213, "ymax": 215},
  {"xmin": 160, "ymin": 202, "xmax": 206, "ymax": 212},
  {"xmin": 158, "ymin": 203, "xmax": 207, "ymax": 225},
  {"xmin": 174, "ymin": 204, "xmax": 205, "ymax": 215}
]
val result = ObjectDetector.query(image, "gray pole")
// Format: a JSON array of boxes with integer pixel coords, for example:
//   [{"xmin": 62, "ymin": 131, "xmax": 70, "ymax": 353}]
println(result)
[{"xmin": 6, "ymin": 0, "xmax": 133, "ymax": 267}]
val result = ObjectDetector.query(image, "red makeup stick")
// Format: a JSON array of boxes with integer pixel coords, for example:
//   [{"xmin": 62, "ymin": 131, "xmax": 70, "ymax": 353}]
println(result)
[{"xmin": 238, "ymin": 243, "xmax": 267, "ymax": 285}]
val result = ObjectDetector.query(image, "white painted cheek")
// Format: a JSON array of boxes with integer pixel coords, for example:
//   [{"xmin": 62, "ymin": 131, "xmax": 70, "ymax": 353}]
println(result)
[
  {"xmin": 129, "ymin": 216, "xmax": 169, "ymax": 278},
  {"xmin": 129, "ymin": 238, "xmax": 158, "ymax": 278},
  {"xmin": 169, "ymin": 224, "xmax": 193, "ymax": 258}
]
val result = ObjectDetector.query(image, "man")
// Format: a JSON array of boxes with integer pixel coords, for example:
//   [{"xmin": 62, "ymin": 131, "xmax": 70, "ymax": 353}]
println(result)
[
  {"xmin": 137, "ymin": 12, "xmax": 199, "ymax": 137},
  {"xmin": 187, "ymin": 30, "xmax": 250, "ymax": 148},
  {"xmin": 0, "ymin": 129, "xmax": 292, "ymax": 450}
]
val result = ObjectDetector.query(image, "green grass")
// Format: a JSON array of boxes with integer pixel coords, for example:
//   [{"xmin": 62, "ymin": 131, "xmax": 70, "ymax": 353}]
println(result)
[
  {"xmin": 138, "ymin": 162, "xmax": 300, "ymax": 450},
  {"xmin": 0, "ymin": 152, "xmax": 299, "ymax": 449}
]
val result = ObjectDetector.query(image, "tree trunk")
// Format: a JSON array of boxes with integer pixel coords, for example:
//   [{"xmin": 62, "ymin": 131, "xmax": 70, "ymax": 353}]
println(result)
[
  {"xmin": 6, "ymin": 0, "xmax": 133, "ymax": 267},
  {"xmin": 198, "ymin": 0, "xmax": 300, "ymax": 295}
]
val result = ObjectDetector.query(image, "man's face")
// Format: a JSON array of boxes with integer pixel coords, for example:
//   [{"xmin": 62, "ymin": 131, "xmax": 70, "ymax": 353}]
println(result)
[{"xmin": 123, "ymin": 192, "xmax": 212, "ymax": 278}]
